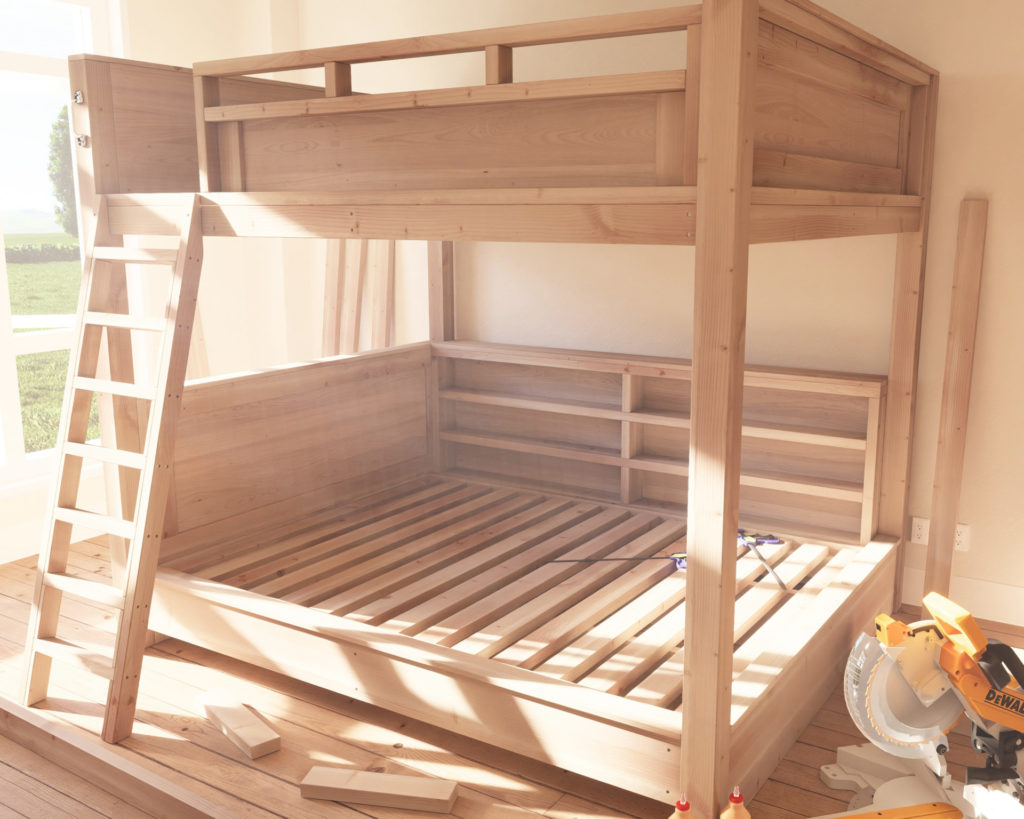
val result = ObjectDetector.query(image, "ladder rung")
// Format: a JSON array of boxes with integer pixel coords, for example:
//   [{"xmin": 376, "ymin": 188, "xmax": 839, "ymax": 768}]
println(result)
[
  {"xmin": 92, "ymin": 246, "xmax": 178, "ymax": 264},
  {"xmin": 53, "ymin": 507, "xmax": 135, "ymax": 539},
  {"xmin": 83, "ymin": 311, "xmax": 167, "ymax": 332},
  {"xmin": 43, "ymin": 572, "xmax": 125, "ymax": 609},
  {"xmin": 64, "ymin": 442, "xmax": 146, "ymax": 470},
  {"xmin": 33, "ymin": 637, "xmax": 114, "ymax": 680},
  {"xmin": 74, "ymin": 376, "xmax": 152, "ymax": 400}
]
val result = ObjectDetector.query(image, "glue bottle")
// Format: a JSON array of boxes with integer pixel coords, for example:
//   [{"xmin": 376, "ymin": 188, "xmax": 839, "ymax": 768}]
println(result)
[
  {"xmin": 719, "ymin": 786, "xmax": 751, "ymax": 818},
  {"xmin": 669, "ymin": 795, "xmax": 691, "ymax": 817}
]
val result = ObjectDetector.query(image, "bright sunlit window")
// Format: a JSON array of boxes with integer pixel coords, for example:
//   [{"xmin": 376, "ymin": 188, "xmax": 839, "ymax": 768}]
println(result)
[{"xmin": 0, "ymin": 0, "xmax": 120, "ymax": 476}]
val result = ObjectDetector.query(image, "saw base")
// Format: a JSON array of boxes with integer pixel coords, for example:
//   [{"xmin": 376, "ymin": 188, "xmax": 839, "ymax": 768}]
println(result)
[{"xmin": 817, "ymin": 743, "xmax": 1024, "ymax": 818}]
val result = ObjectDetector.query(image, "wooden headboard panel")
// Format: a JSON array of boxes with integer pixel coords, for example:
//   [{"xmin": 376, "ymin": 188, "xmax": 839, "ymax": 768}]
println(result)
[
  {"xmin": 753, "ymin": 19, "xmax": 914, "ymax": 194},
  {"xmin": 161, "ymin": 344, "xmax": 433, "ymax": 556},
  {"xmin": 68, "ymin": 55, "xmax": 323, "ymax": 195}
]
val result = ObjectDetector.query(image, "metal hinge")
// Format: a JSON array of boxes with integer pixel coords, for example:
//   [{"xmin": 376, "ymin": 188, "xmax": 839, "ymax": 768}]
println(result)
[
  {"xmin": 75, "ymin": 134, "xmax": 88, "ymax": 147},
  {"xmin": 72, "ymin": 90, "xmax": 84, "ymax": 104}
]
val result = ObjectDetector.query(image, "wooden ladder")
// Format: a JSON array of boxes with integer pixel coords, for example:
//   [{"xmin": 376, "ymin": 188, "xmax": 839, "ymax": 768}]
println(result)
[{"xmin": 22, "ymin": 193, "xmax": 203, "ymax": 742}]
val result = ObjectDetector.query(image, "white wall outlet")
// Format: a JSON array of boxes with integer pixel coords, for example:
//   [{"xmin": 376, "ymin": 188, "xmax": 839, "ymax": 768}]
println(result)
[
  {"xmin": 911, "ymin": 516, "xmax": 930, "ymax": 544},
  {"xmin": 954, "ymin": 523, "xmax": 970, "ymax": 552}
]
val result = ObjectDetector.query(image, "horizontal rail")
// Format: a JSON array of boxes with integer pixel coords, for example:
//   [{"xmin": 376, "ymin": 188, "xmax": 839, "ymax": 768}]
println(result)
[
  {"xmin": 206, "ymin": 70, "xmax": 685, "ymax": 123},
  {"xmin": 434, "ymin": 341, "xmax": 886, "ymax": 397},
  {"xmin": 193, "ymin": 5, "xmax": 701, "ymax": 77}
]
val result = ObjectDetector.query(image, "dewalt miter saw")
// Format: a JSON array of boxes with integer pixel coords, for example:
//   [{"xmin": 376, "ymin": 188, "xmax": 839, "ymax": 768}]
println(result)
[{"xmin": 818, "ymin": 592, "xmax": 1024, "ymax": 818}]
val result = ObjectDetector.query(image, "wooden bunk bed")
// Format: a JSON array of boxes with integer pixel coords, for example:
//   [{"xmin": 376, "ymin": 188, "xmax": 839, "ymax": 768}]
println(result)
[{"xmin": 24, "ymin": 1, "xmax": 938, "ymax": 813}]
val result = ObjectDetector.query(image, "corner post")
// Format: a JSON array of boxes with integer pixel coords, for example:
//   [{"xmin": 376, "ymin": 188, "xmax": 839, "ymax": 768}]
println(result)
[
  {"xmin": 681, "ymin": 0, "xmax": 758, "ymax": 813},
  {"xmin": 879, "ymin": 75, "xmax": 939, "ymax": 608}
]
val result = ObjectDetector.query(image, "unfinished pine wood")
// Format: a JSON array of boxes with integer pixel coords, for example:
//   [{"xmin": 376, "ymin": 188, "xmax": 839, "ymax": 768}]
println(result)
[
  {"xmin": 757, "ymin": 0, "xmax": 934, "ymax": 86},
  {"xmin": 167, "ymin": 344, "xmax": 432, "ymax": 537},
  {"xmin": 880, "ymin": 76, "xmax": 939, "ymax": 607},
  {"xmin": 236, "ymin": 91, "xmax": 680, "ymax": 193},
  {"xmin": 0, "ymin": 543, "xmax": 669, "ymax": 818},
  {"xmin": 199, "ymin": 694, "xmax": 280, "ymax": 759},
  {"xmin": 301, "ymin": 767, "xmax": 457, "ymax": 812},
  {"xmin": 146, "ymin": 462, "xmax": 896, "ymax": 803},
  {"xmin": 194, "ymin": 6, "xmax": 702, "ymax": 76},
  {"xmin": 435, "ymin": 342, "xmax": 883, "ymax": 542},
  {"xmin": 683, "ymin": 1, "xmax": 759, "ymax": 814},
  {"xmin": 207, "ymin": 70, "xmax": 685, "ymax": 123},
  {"xmin": 427, "ymin": 241, "xmax": 455, "ymax": 343},
  {"xmin": 924, "ymin": 200, "xmax": 988, "ymax": 596}
]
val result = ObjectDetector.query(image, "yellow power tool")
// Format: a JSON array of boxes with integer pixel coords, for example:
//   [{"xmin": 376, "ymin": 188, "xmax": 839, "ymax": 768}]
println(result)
[{"xmin": 822, "ymin": 592, "xmax": 1024, "ymax": 818}]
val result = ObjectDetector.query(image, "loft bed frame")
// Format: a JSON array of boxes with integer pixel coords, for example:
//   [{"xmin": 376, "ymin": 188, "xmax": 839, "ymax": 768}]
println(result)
[{"xmin": 55, "ymin": 1, "xmax": 937, "ymax": 811}]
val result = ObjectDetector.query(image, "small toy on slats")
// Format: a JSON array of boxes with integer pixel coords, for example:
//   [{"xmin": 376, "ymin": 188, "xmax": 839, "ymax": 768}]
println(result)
[
  {"xmin": 737, "ymin": 529, "xmax": 782, "ymax": 547},
  {"xmin": 737, "ymin": 528, "xmax": 787, "ymax": 589},
  {"xmin": 670, "ymin": 552, "xmax": 687, "ymax": 570}
]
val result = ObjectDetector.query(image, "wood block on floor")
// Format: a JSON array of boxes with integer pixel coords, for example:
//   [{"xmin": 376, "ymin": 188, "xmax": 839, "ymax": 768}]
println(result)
[
  {"xmin": 199, "ymin": 694, "xmax": 280, "ymax": 759},
  {"xmin": 300, "ymin": 766, "xmax": 458, "ymax": 813}
]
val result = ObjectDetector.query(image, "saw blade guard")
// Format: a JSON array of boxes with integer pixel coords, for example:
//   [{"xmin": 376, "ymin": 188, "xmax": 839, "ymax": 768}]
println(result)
[{"xmin": 845, "ymin": 632, "xmax": 959, "ymax": 774}]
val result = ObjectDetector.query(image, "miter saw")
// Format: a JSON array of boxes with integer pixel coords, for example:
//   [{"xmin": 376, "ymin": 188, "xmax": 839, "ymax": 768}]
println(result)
[{"xmin": 818, "ymin": 592, "xmax": 1024, "ymax": 818}]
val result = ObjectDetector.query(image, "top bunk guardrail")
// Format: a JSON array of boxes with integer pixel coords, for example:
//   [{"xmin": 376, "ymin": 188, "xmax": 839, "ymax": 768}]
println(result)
[
  {"xmin": 70, "ymin": 1, "xmax": 937, "ymax": 244},
  {"xmin": 188, "ymin": 0, "xmax": 937, "ymax": 202}
]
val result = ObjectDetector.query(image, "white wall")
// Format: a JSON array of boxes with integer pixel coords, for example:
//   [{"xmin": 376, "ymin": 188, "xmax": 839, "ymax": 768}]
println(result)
[{"xmin": 113, "ymin": 0, "xmax": 1024, "ymax": 625}]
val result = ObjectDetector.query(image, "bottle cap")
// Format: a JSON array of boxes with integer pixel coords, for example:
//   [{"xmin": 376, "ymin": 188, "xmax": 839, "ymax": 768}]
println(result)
[
  {"xmin": 676, "ymin": 797, "xmax": 690, "ymax": 810},
  {"xmin": 729, "ymin": 786, "xmax": 743, "ymax": 804}
]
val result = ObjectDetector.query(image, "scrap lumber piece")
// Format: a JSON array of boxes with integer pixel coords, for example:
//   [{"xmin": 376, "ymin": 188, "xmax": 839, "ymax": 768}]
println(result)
[
  {"xmin": 300, "ymin": 767, "xmax": 458, "ymax": 813},
  {"xmin": 199, "ymin": 693, "xmax": 280, "ymax": 759}
]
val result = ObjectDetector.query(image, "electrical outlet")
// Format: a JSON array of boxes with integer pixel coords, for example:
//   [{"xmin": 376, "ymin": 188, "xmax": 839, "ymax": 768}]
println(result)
[
  {"xmin": 911, "ymin": 517, "xmax": 930, "ymax": 545},
  {"xmin": 955, "ymin": 523, "xmax": 970, "ymax": 552}
]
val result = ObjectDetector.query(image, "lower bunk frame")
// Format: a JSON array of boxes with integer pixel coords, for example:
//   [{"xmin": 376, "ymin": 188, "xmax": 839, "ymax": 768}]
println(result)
[{"xmin": 150, "ymin": 475, "xmax": 897, "ymax": 801}]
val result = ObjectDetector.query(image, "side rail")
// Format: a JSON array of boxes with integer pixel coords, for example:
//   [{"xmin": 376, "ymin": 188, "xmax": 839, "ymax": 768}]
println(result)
[
  {"xmin": 432, "ymin": 341, "xmax": 886, "ymax": 544},
  {"xmin": 190, "ymin": 6, "xmax": 703, "ymax": 193}
]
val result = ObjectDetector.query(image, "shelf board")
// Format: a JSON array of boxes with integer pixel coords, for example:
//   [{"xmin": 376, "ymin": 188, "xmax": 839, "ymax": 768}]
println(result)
[
  {"xmin": 441, "ymin": 388, "xmax": 689, "ymax": 428},
  {"xmin": 441, "ymin": 430, "xmax": 623, "ymax": 468},
  {"xmin": 442, "ymin": 388, "xmax": 866, "ymax": 447},
  {"xmin": 442, "ymin": 467, "xmax": 621, "ymax": 506},
  {"xmin": 739, "ymin": 469, "xmax": 863, "ymax": 502}
]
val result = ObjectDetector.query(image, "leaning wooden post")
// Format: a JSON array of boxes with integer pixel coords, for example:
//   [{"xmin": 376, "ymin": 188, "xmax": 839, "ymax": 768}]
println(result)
[{"xmin": 681, "ymin": 0, "xmax": 758, "ymax": 814}]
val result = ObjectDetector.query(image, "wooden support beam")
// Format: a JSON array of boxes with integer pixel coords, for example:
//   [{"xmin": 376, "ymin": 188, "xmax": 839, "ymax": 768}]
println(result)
[
  {"xmin": 923, "ymin": 199, "xmax": 988, "ymax": 596},
  {"xmin": 485, "ymin": 44, "xmax": 512, "ymax": 84},
  {"xmin": 368, "ymin": 240, "xmax": 395, "ymax": 350},
  {"xmin": 427, "ymin": 241, "xmax": 454, "ymax": 343},
  {"xmin": 879, "ymin": 78, "xmax": 938, "ymax": 607},
  {"xmin": 681, "ymin": 0, "xmax": 758, "ymax": 814},
  {"xmin": 193, "ymin": 76, "xmax": 221, "ymax": 192},
  {"xmin": 324, "ymin": 61, "xmax": 352, "ymax": 96},
  {"xmin": 682, "ymin": 25, "xmax": 701, "ymax": 186}
]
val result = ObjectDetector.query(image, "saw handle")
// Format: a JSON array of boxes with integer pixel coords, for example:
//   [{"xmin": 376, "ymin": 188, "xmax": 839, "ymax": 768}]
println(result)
[{"xmin": 979, "ymin": 640, "xmax": 1024, "ymax": 692}]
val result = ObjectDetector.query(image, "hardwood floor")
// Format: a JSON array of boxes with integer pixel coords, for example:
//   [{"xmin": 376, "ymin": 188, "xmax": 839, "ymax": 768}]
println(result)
[{"xmin": 0, "ymin": 542, "xmax": 1014, "ymax": 818}]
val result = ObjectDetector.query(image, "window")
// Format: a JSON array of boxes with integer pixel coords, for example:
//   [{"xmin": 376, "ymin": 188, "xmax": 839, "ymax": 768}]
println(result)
[{"xmin": 0, "ymin": 0, "xmax": 120, "ymax": 478}]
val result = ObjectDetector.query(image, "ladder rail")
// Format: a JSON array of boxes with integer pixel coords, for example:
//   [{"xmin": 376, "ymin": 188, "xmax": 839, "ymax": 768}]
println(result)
[
  {"xmin": 103, "ymin": 194, "xmax": 203, "ymax": 742},
  {"xmin": 22, "ymin": 197, "xmax": 112, "ymax": 706},
  {"xmin": 21, "ymin": 193, "xmax": 204, "ymax": 747}
]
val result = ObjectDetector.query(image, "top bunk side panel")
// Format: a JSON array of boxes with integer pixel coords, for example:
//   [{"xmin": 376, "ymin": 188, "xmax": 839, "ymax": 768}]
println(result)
[{"xmin": 237, "ymin": 91, "xmax": 683, "ymax": 193}]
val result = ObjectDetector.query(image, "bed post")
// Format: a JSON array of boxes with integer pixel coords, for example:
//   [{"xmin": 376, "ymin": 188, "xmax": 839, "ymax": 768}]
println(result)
[
  {"xmin": 681, "ymin": 0, "xmax": 758, "ymax": 814},
  {"xmin": 879, "ymin": 74, "xmax": 939, "ymax": 610}
]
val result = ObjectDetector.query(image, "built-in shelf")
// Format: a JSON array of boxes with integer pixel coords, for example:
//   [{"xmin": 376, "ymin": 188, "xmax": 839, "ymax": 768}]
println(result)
[{"xmin": 435, "ymin": 342, "xmax": 884, "ymax": 543}]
